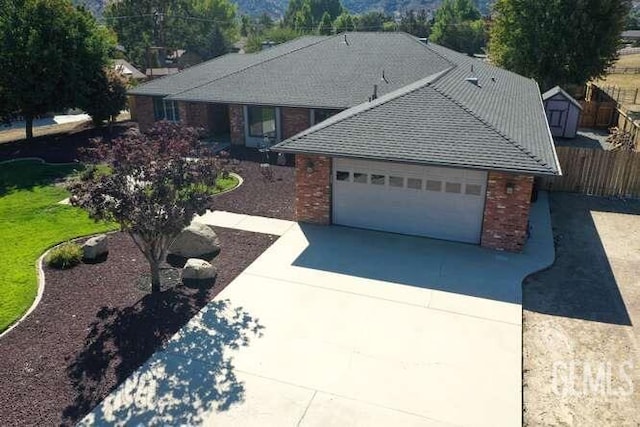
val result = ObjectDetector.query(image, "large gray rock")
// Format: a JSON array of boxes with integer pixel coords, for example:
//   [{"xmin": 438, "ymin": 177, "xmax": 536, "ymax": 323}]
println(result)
[
  {"xmin": 82, "ymin": 234, "xmax": 108, "ymax": 260},
  {"xmin": 169, "ymin": 222, "xmax": 221, "ymax": 258},
  {"xmin": 182, "ymin": 258, "xmax": 217, "ymax": 281}
]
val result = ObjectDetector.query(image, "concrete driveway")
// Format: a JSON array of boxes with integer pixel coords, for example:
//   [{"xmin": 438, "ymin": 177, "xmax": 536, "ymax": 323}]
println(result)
[{"xmin": 81, "ymin": 194, "xmax": 555, "ymax": 427}]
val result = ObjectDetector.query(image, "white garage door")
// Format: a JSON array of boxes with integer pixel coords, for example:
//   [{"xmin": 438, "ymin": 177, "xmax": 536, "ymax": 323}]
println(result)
[{"xmin": 332, "ymin": 159, "xmax": 487, "ymax": 244}]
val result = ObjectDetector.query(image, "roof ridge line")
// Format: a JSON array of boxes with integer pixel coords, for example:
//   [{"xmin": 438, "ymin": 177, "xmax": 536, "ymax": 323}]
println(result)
[
  {"xmin": 129, "ymin": 51, "xmax": 243, "ymax": 92},
  {"xmin": 428, "ymin": 84, "xmax": 554, "ymax": 172},
  {"xmin": 400, "ymin": 33, "xmax": 456, "ymax": 68},
  {"xmin": 169, "ymin": 36, "xmax": 332, "ymax": 99},
  {"xmin": 274, "ymin": 67, "xmax": 455, "ymax": 145}
]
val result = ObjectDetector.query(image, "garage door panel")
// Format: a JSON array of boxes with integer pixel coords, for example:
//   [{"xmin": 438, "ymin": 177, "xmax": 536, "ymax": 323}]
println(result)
[{"xmin": 332, "ymin": 159, "xmax": 487, "ymax": 244}]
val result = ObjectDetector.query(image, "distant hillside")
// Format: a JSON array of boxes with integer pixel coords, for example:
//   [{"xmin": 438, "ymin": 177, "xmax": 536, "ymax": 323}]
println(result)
[
  {"xmin": 237, "ymin": 0, "xmax": 493, "ymax": 16},
  {"xmin": 74, "ymin": 0, "xmax": 494, "ymax": 19},
  {"xmin": 72, "ymin": 0, "xmax": 109, "ymax": 17}
]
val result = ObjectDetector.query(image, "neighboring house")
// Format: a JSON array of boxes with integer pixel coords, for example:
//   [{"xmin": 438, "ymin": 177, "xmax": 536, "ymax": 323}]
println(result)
[
  {"xmin": 129, "ymin": 32, "xmax": 561, "ymax": 252},
  {"xmin": 113, "ymin": 59, "xmax": 146, "ymax": 81},
  {"xmin": 145, "ymin": 67, "xmax": 180, "ymax": 80},
  {"xmin": 542, "ymin": 86, "xmax": 582, "ymax": 139}
]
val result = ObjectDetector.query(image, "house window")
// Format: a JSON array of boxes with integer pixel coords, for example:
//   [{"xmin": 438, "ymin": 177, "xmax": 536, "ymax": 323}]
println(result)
[
  {"xmin": 311, "ymin": 109, "xmax": 339, "ymax": 125},
  {"xmin": 153, "ymin": 97, "xmax": 180, "ymax": 122},
  {"xmin": 336, "ymin": 171, "xmax": 350, "ymax": 181},
  {"xmin": 248, "ymin": 106, "xmax": 276, "ymax": 138},
  {"xmin": 407, "ymin": 178, "xmax": 422, "ymax": 190},
  {"xmin": 465, "ymin": 184, "xmax": 483, "ymax": 196},
  {"xmin": 371, "ymin": 174, "xmax": 385, "ymax": 185},
  {"xmin": 426, "ymin": 180, "xmax": 442, "ymax": 192},
  {"xmin": 389, "ymin": 176, "xmax": 404, "ymax": 187},
  {"xmin": 445, "ymin": 182, "xmax": 462, "ymax": 193},
  {"xmin": 353, "ymin": 172, "xmax": 368, "ymax": 183}
]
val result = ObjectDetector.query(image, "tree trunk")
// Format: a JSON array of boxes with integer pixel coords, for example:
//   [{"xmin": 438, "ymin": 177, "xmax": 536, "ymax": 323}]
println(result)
[
  {"xmin": 150, "ymin": 260, "xmax": 161, "ymax": 293},
  {"xmin": 25, "ymin": 114, "xmax": 34, "ymax": 140}
]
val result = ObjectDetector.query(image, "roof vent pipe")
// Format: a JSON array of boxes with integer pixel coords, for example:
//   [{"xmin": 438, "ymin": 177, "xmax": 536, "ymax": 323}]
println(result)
[
  {"xmin": 381, "ymin": 70, "xmax": 389, "ymax": 84},
  {"xmin": 369, "ymin": 84, "xmax": 378, "ymax": 102},
  {"xmin": 343, "ymin": 34, "xmax": 349, "ymax": 46}
]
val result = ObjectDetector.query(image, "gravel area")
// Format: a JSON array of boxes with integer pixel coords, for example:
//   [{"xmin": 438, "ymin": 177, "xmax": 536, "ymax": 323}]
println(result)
[{"xmin": 0, "ymin": 229, "xmax": 276, "ymax": 427}]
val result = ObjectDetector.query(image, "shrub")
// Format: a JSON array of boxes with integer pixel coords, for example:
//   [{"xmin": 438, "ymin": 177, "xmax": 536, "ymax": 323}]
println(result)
[{"xmin": 45, "ymin": 242, "xmax": 83, "ymax": 269}]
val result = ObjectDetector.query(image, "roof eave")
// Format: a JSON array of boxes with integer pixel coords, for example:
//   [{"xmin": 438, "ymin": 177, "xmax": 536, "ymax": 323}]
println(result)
[{"xmin": 271, "ymin": 145, "xmax": 560, "ymax": 177}]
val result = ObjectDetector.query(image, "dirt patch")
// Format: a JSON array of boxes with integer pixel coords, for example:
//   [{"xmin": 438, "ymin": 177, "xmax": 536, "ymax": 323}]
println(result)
[
  {"xmin": 523, "ymin": 193, "xmax": 640, "ymax": 426},
  {"xmin": 0, "ymin": 229, "xmax": 276, "ymax": 427}
]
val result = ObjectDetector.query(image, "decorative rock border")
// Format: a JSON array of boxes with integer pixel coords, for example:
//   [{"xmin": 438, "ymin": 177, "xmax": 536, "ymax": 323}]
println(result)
[
  {"xmin": 213, "ymin": 172, "xmax": 243, "ymax": 196},
  {"xmin": 0, "ymin": 231, "xmax": 114, "ymax": 340},
  {"xmin": 0, "ymin": 159, "xmax": 242, "ymax": 339}
]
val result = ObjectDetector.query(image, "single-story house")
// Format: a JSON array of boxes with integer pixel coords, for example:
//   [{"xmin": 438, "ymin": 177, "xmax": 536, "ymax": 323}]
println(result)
[
  {"xmin": 542, "ymin": 86, "xmax": 582, "ymax": 139},
  {"xmin": 129, "ymin": 32, "xmax": 561, "ymax": 252}
]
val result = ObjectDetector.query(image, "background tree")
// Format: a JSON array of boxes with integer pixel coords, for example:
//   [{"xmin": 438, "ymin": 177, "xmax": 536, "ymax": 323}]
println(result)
[
  {"xmin": 284, "ymin": 0, "xmax": 343, "ymax": 30},
  {"xmin": 81, "ymin": 67, "xmax": 128, "ymax": 131},
  {"xmin": 490, "ymin": 0, "xmax": 630, "ymax": 91},
  {"xmin": 70, "ymin": 122, "xmax": 222, "ymax": 293},
  {"xmin": 398, "ymin": 10, "xmax": 431, "ymax": 38},
  {"xmin": 104, "ymin": 0, "xmax": 237, "ymax": 70},
  {"xmin": 334, "ymin": 11, "xmax": 356, "ymax": 32},
  {"xmin": 430, "ymin": 0, "xmax": 485, "ymax": 54},
  {"xmin": 0, "ymin": 0, "xmax": 114, "ymax": 139},
  {"xmin": 245, "ymin": 26, "xmax": 300, "ymax": 53},
  {"xmin": 317, "ymin": 11, "xmax": 334, "ymax": 34},
  {"xmin": 356, "ymin": 11, "xmax": 387, "ymax": 31}
]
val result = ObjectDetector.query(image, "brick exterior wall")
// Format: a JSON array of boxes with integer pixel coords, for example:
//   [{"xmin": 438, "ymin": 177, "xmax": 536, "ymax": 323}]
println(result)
[
  {"xmin": 282, "ymin": 107, "xmax": 311, "ymax": 139},
  {"xmin": 481, "ymin": 172, "xmax": 534, "ymax": 252},
  {"xmin": 229, "ymin": 104, "xmax": 245, "ymax": 145},
  {"xmin": 295, "ymin": 155, "xmax": 332, "ymax": 224},
  {"xmin": 130, "ymin": 95, "xmax": 155, "ymax": 132}
]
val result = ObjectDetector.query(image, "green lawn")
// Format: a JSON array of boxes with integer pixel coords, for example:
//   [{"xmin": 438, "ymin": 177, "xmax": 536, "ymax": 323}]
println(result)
[
  {"xmin": 214, "ymin": 174, "xmax": 240, "ymax": 193},
  {"xmin": 0, "ymin": 160, "xmax": 116, "ymax": 332},
  {"xmin": 0, "ymin": 161, "xmax": 240, "ymax": 332}
]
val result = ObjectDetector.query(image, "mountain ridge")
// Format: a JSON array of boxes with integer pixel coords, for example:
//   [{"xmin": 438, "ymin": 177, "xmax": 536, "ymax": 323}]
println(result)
[{"xmin": 73, "ymin": 0, "xmax": 493, "ymax": 19}]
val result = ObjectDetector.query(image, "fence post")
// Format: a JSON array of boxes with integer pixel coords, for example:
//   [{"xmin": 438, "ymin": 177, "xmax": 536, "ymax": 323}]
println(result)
[{"xmin": 635, "ymin": 88, "xmax": 639, "ymax": 104}]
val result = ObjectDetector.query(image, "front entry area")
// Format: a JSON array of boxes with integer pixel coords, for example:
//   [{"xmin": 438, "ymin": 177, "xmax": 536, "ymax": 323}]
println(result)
[{"xmin": 332, "ymin": 158, "xmax": 488, "ymax": 244}]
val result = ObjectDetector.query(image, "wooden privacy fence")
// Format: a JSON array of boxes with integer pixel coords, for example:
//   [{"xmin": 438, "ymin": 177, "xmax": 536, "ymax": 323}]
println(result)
[{"xmin": 538, "ymin": 147, "xmax": 640, "ymax": 198}]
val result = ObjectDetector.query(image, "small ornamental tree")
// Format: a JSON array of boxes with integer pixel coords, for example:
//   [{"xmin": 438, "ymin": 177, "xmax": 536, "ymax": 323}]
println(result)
[{"xmin": 70, "ymin": 122, "xmax": 222, "ymax": 293}]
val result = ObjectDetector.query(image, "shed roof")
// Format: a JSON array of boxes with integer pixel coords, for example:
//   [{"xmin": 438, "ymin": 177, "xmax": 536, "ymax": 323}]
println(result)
[{"xmin": 542, "ymin": 86, "xmax": 583, "ymax": 110}]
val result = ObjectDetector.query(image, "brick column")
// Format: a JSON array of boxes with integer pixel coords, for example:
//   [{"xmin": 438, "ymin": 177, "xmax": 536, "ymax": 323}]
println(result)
[
  {"xmin": 177, "ymin": 102, "xmax": 188, "ymax": 125},
  {"xmin": 130, "ymin": 95, "xmax": 154, "ymax": 132},
  {"xmin": 295, "ymin": 155, "xmax": 332, "ymax": 224},
  {"xmin": 281, "ymin": 107, "xmax": 311, "ymax": 139},
  {"xmin": 481, "ymin": 172, "xmax": 534, "ymax": 252},
  {"xmin": 229, "ymin": 104, "xmax": 245, "ymax": 145}
]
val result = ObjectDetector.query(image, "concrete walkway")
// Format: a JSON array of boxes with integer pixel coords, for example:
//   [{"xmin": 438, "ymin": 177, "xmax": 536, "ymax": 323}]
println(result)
[
  {"xmin": 194, "ymin": 210, "xmax": 296, "ymax": 236},
  {"xmin": 81, "ymin": 193, "xmax": 555, "ymax": 427}
]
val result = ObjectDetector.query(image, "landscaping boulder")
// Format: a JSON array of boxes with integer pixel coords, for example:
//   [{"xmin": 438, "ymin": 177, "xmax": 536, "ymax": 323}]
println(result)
[
  {"xmin": 182, "ymin": 258, "xmax": 217, "ymax": 281},
  {"xmin": 169, "ymin": 223, "xmax": 221, "ymax": 258},
  {"xmin": 82, "ymin": 234, "xmax": 108, "ymax": 260}
]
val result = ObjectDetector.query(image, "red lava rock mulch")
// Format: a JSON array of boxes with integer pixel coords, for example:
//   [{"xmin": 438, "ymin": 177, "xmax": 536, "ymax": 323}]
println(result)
[
  {"xmin": 0, "ymin": 229, "xmax": 276, "ymax": 427},
  {"xmin": 214, "ymin": 159, "xmax": 294, "ymax": 220}
]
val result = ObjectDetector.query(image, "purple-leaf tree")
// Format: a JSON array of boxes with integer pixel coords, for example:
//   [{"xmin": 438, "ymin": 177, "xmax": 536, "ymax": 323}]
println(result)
[{"xmin": 70, "ymin": 121, "xmax": 222, "ymax": 293}]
